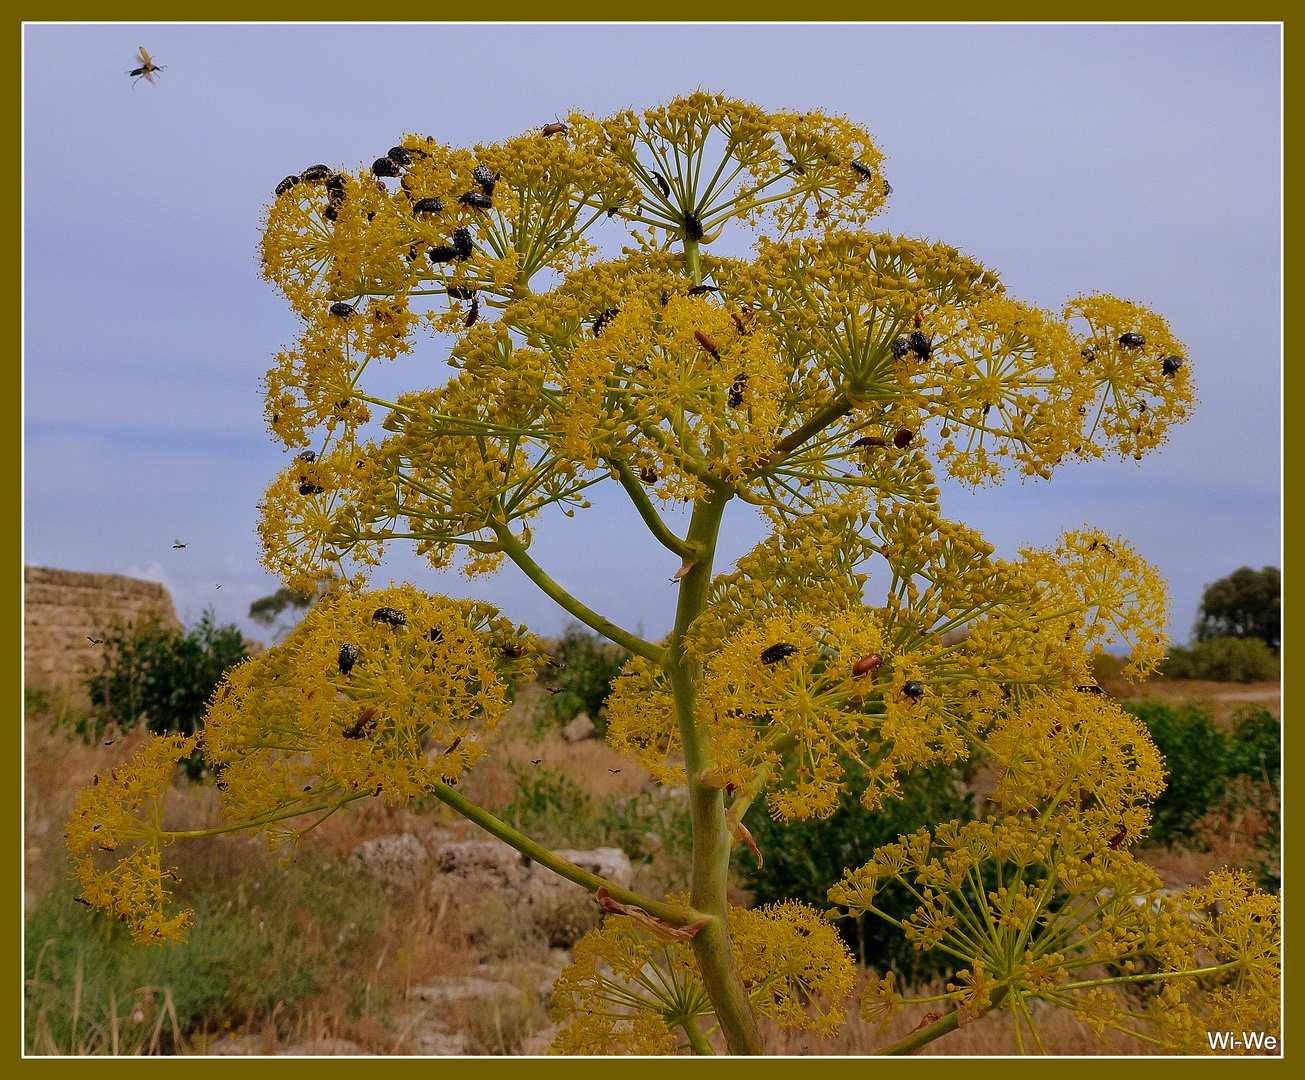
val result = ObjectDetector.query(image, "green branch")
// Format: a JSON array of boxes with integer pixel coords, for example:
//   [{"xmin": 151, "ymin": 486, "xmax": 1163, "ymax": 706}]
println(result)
[
  {"xmin": 879, "ymin": 986, "xmax": 1010, "ymax": 1056},
  {"xmin": 610, "ymin": 458, "xmax": 699, "ymax": 560},
  {"xmin": 424, "ymin": 779, "xmax": 702, "ymax": 927},
  {"xmin": 491, "ymin": 521, "xmax": 665, "ymax": 664}
]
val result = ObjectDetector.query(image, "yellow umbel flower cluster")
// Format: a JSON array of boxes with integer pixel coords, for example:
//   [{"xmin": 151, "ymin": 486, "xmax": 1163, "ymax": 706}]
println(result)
[
  {"xmin": 205, "ymin": 585, "xmax": 540, "ymax": 825},
  {"xmin": 549, "ymin": 898, "xmax": 854, "ymax": 1053},
  {"xmin": 64, "ymin": 734, "xmax": 199, "ymax": 944}
]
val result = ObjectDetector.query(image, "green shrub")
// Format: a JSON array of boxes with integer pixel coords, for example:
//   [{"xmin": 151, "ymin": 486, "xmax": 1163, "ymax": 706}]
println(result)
[
  {"xmin": 538, "ymin": 624, "xmax": 630, "ymax": 735},
  {"xmin": 1159, "ymin": 636, "xmax": 1279, "ymax": 683},
  {"xmin": 1226, "ymin": 705, "xmax": 1281, "ymax": 783},
  {"xmin": 1124, "ymin": 701, "xmax": 1228, "ymax": 844},
  {"xmin": 739, "ymin": 761, "xmax": 975, "ymax": 983},
  {"xmin": 81, "ymin": 609, "xmax": 249, "ymax": 779},
  {"xmin": 500, "ymin": 766, "xmax": 603, "ymax": 850}
]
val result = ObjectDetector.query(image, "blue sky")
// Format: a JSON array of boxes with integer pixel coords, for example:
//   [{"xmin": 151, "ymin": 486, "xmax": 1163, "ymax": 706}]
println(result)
[{"xmin": 23, "ymin": 22, "xmax": 1281, "ymax": 648}]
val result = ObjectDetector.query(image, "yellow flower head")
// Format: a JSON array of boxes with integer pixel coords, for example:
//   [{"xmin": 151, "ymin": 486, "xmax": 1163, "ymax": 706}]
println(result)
[
  {"xmin": 987, "ymin": 691, "xmax": 1166, "ymax": 848},
  {"xmin": 64, "ymin": 734, "xmax": 199, "ymax": 944},
  {"xmin": 203, "ymin": 585, "xmax": 540, "ymax": 827}
]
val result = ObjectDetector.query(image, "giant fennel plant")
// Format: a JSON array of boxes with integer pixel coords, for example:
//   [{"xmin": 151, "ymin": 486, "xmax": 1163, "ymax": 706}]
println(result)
[{"xmin": 65, "ymin": 94, "xmax": 1278, "ymax": 1055}]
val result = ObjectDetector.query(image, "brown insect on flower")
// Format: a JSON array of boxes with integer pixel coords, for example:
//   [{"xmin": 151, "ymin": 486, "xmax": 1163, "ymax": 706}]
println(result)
[
  {"xmin": 687, "ymin": 284, "xmax": 718, "ymax": 296},
  {"xmin": 1108, "ymin": 828, "xmax": 1127, "ymax": 850},
  {"xmin": 893, "ymin": 429, "xmax": 914, "ymax": 449},
  {"xmin": 342, "ymin": 706, "xmax": 378, "ymax": 740},
  {"xmin": 502, "ymin": 644, "xmax": 524, "ymax": 659},
  {"xmin": 126, "ymin": 46, "xmax": 165, "ymax": 87},
  {"xmin": 913, "ymin": 311, "xmax": 924, "ymax": 328},
  {"xmin": 852, "ymin": 653, "xmax": 883, "ymax": 676},
  {"xmin": 464, "ymin": 294, "xmax": 480, "ymax": 327},
  {"xmin": 638, "ymin": 466, "xmax": 659, "ymax": 485},
  {"xmin": 694, "ymin": 330, "xmax": 720, "ymax": 359},
  {"xmin": 444, "ymin": 736, "xmax": 462, "ymax": 754},
  {"xmin": 541, "ymin": 122, "xmax": 568, "ymax": 135},
  {"xmin": 1075, "ymin": 683, "xmax": 1106, "ymax": 694}
]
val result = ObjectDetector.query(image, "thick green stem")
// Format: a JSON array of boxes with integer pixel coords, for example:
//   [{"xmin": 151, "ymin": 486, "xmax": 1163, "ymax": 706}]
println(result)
[
  {"xmin": 425, "ymin": 779, "xmax": 703, "ymax": 927},
  {"xmin": 665, "ymin": 488, "xmax": 764, "ymax": 1056}
]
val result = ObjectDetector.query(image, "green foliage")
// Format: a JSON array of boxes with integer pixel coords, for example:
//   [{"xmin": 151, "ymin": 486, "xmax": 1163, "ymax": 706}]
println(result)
[
  {"xmin": 538, "ymin": 624, "xmax": 630, "ymax": 735},
  {"xmin": 81, "ymin": 610, "xmax": 249, "ymax": 780},
  {"xmin": 1225, "ymin": 705, "xmax": 1281, "ymax": 784},
  {"xmin": 740, "ymin": 762, "xmax": 975, "ymax": 983},
  {"xmin": 24, "ymin": 862, "xmax": 389, "ymax": 1054},
  {"xmin": 1194, "ymin": 566, "xmax": 1280, "ymax": 651},
  {"xmin": 501, "ymin": 766, "xmax": 599, "ymax": 849},
  {"xmin": 1124, "ymin": 701, "xmax": 1282, "ymax": 853},
  {"xmin": 1124, "ymin": 701, "xmax": 1229, "ymax": 844},
  {"xmin": 1159, "ymin": 635, "xmax": 1279, "ymax": 682}
]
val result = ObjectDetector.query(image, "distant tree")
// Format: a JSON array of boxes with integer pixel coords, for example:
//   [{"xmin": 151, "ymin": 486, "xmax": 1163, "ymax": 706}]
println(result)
[
  {"xmin": 247, "ymin": 574, "xmax": 337, "ymax": 641},
  {"xmin": 1193, "ymin": 566, "xmax": 1280, "ymax": 652}
]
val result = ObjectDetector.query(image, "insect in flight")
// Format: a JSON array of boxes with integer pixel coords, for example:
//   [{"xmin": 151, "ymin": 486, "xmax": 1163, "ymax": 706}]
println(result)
[
  {"xmin": 172, "ymin": 540, "xmax": 187, "ymax": 549},
  {"xmin": 127, "ymin": 47, "xmax": 165, "ymax": 87},
  {"xmin": 86, "ymin": 636, "xmax": 104, "ymax": 645}
]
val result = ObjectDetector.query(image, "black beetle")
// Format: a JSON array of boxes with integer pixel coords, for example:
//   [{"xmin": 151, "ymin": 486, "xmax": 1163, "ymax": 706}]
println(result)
[
  {"xmin": 329, "ymin": 302, "xmax": 356, "ymax": 317},
  {"xmin": 413, "ymin": 197, "xmax": 445, "ymax": 215},
  {"xmin": 372, "ymin": 607, "xmax": 408, "ymax": 626},
  {"xmin": 459, "ymin": 190, "xmax": 492, "ymax": 209},
  {"xmin": 274, "ymin": 175, "xmax": 300, "ymax": 196},
  {"xmin": 760, "ymin": 642, "xmax": 799, "ymax": 665},
  {"xmin": 338, "ymin": 643, "xmax": 358, "ymax": 676},
  {"xmin": 372, "ymin": 157, "xmax": 401, "ymax": 178},
  {"xmin": 1118, "ymin": 332, "xmax": 1146, "ymax": 348}
]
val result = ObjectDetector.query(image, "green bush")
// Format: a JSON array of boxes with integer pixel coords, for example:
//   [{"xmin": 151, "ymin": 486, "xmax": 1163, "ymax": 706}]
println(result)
[
  {"xmin": 1125, "ymin": 701, "xmax": 1281, "ymax": 854},
  {"xmin": 538, "ymin": 624, "xmax": 630, "ymax": 735},
  {"xmin": 81, "ymin": 610, "xmax": 249, "ymax": 779},
  {"xmin": 1124, "ymin": 701, "xmax": 1228, "ymax": 844},
  {"xmin": 739, "ymin": 761, "xmax": 975, "ymax": 983},
  {"xmin": 1225, "ymin": 705, "xmax": 1281, "ymax": 784},
  {"xmin": 1159, "ymin": 636, "xmax": 1279, "ymax": 683}
]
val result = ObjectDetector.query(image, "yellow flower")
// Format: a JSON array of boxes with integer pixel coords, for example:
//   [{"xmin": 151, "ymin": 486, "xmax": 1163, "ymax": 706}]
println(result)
[{"xmin": 64, "ymin": 734, "xmax": 199, "ymax": 944}]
